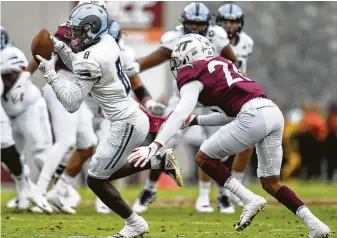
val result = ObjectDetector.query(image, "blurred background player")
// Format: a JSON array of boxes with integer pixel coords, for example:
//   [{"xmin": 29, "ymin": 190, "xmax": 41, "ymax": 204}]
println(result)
[
  {"xmin": 0, "ymin": 26, "xmax": 56, "ymax": 211},
  {"xmin": 193, "ymin": 3, "xmax": 256, "ymax": 211},
  {"xmin": 131, "ymin": 2, "xmax": 238, "ymax": 214},
  {"xmin": 1, "ymin": 26, "xmax": 32, "ymax": 211}
]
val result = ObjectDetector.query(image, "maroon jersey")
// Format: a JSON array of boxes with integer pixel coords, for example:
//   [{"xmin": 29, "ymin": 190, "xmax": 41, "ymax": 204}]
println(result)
[
  {"xmin": 176, "ymin": 57, "xmax": 267, "ymax": 117},
  {"xmin": 54, "ymin": 25, "xmax": 71, "ymax": 72}
]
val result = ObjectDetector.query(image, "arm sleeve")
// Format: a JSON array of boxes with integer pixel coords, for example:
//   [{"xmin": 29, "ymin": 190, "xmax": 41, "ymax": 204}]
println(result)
[
  {"xmin": 197, "ymin": 112, "xmax": 234, "ymax": 126},
  {"xmin": 154, "ymin": 80, "xmax": 203, "ymax": 146},
  {"xmin": 49, "ymin": 59, "xmax": 101, "ymax": 113},
  {"xmin": 56, "ymin": 42, "xmax": 76, "ymax": 71}
]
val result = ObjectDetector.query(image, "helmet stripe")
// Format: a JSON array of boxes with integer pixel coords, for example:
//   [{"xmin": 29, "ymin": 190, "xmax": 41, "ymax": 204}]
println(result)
[{"xmin": 196, "ymin": 2, "xmax": 200, "ymax": 16}]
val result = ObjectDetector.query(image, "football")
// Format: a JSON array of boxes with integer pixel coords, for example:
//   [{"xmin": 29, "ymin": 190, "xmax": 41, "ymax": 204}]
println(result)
[{"xmin": 31, "ymin": 28, "xmax": 54, "ymax": 63}]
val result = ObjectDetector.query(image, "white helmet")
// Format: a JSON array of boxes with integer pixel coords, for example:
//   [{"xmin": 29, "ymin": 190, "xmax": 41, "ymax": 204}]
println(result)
[
  {"xmin": 0, "ymin": 46, "xmax": 28, "ymax": 74},
  {"xmin": 170, "ymin": 34, "xmax": 214, "ymax": 77},
  {"xmin": 77, "ymin": 1, "xmax": 107, "ymax": 10}
]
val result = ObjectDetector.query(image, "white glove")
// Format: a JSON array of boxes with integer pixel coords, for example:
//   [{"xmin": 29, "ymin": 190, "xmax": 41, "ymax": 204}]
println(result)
[
  {"xmin": 127, "ymin": 142, "xmax": 159, "ymax": 168},
  {"xmin": 180, "ymin": 114, "xmax": 197, "ymax": 129},
  {"xmin": 124, "ymin": 61, "xmax": 140, "ymax": 77},
  {"xmin": 51, "ymin": 34, "xmax": 65, "ymax": 52},
  {"xmin": 9, "ymin": 72, "xmax": 31, "ymax": 104},
  {"xmin": 144, "ymin": 99, "xmax": 166, "ymax": 116},
  {"xmin": 10, "ymin": 84, "xmax": 25, "ymax": 104},
  {"xmin": 36, "ymin": 54, "xmax": 57, "ymax": 83}
]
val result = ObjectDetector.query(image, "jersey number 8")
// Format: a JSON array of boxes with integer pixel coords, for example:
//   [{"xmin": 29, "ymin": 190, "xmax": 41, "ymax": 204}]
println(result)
[{"xmin": 115, "ymin": 57, "xmax": 131, "ymax": 94}]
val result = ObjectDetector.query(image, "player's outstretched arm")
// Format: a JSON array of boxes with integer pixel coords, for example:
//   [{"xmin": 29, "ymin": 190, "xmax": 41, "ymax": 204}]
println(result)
[
  {"xmin": 129, "ymin": 74, "xmax": 165, "ymax": 116},
  {"xmin": 196, "ymin": 112, "xmax": 234, "ymax": 126},
  {"xmin": 138, "ymin": 46, "xmax": 172, "ymax": 72},
  {"xmin": 154, "ymin": 80, "xmax": 203, "ymax": 147},
  {"xmin": 127, "ymin": 80, "xmax": 202, "ymax": 168},
  {"xmin": 125, "ymin": 47, "xmax": 172, "ymax": 77}
]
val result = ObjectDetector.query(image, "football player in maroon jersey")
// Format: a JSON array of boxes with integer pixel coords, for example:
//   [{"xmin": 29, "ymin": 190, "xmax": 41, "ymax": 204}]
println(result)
[{"xmin": 128, "ymin": 34, "xmax": 331, "ymax": 238}]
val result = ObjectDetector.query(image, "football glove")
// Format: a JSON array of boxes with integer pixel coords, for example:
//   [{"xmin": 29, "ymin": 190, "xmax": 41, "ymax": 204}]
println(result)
[{"xmin": 127, "ymin": 142, "xmax": 159, "ymax": 168}]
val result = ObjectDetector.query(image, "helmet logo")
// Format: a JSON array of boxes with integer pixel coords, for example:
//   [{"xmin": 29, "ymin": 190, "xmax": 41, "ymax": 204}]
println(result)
[{"xmin": 175, "ymin": 40, "xmax": 192, "ymax": 52}]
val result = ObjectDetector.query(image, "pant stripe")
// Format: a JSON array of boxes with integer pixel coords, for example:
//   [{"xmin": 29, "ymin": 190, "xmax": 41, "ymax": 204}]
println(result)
[{"xmin": 104, "ymin": 124, "xmax": 134, "ymax": 170}]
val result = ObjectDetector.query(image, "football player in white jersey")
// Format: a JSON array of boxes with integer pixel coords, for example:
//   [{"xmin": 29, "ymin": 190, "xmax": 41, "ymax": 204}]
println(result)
[
  {"xmin": 1, "ymin": 28, "xmax": 58, "ymax": 211},
  {"xmin": 129, "ymin": 2, "xmax": 238, "ymax": 214},
  {"xmin": 85, "ymin": 20, "xmax": 166, "ymax": 214},
  {"xmin": 1, "ymin": 28, "xmax": 32, "ymax": 210},
  {"xmin": 1, "ymin": 44, "xmax": 53, "ymax": 173},
  {"xmin": 193, "ymin": 3, "xmax": 256, "ymax": 211},
  {"xmin": 35, "ymin": 3, "xmax": 183, "ymax": 237}
]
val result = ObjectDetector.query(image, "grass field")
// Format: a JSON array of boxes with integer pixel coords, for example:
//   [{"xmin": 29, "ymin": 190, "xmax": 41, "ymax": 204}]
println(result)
[{"xmin": 1, "ymin": 181, "xmax": 337, "ymax": 238}]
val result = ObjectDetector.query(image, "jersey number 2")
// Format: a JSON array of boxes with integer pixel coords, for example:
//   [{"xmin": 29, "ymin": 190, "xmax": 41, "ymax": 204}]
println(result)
[
  {"xmin": 207, "ymin": 60, "xmax": 251, "ymax": 87},
  {"xmin": 115, "ymin": 57, "xmax": 131, "ymax": 94}
]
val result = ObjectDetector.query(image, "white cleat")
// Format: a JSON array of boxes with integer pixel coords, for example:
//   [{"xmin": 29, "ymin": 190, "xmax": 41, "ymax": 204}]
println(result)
[
  {"xmin": 47, "ymin": 189, "xmax": 76, "ymax": 214},
  {"xmin": 308, "ymin": 221, "xmax": 331, "ymax": 238},
  {"xmin": 217, "ymin": 195, "xmax": 235, "ymax": 214},
  {"xmin": 195, "ymin": 196, "xmax": 214, "ymax": 213},
  {"xmin": 65, "ymin": 185, "xmax": 81, "ymax": 208},
  {"xmin": 17, "ymin": 186, "xmax": 31, "ymax": 210},
  {"xmin": 132, "ymin": 190, "xmax": 157, "ymax": 214},
  {"xmin": 159, "ymin": 148, "xmax": 184, "ymax": 187},
  {"xmin": 231, "ymin": 193, "xmax": 244, "ymax": 207},
  {"xmin": 6, "ymin": 197, "xmax": 18, "ymax": 209},
  {"xmin": 30, "ymin": 206, "xmax": 44, "ymax": 213},
  {"xmin": 109, "ymin": 216, "xmax": 149, "ymax": 238},
  {"xmin": 95, "ymin": 197, "xmax": 111, "ymax": 214},
  {"xmin": 28, "ymin": 189, "xmax": 53, "ymax": 213},
  {"xmin": 235, "ymin": 195, "xmax": 267, "ymax": 231}
]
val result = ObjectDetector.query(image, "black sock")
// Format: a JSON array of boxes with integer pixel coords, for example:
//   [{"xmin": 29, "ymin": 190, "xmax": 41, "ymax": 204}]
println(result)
[
  {"xmin": 87, "ymin": 175, "xmax": 133, "ymax": 219},
  {"xmin": 1, "ymin": 145, "xmax": 23, "ymax": 177}
]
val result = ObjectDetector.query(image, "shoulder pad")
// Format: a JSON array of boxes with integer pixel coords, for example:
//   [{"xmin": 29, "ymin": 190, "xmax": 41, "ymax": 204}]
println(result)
[
  {"xmin": 120, "ymin": 45, "xmax": 136, "ymax": 69},
  {"xmin": 208, "ymin": 25, "xmax": 228, "ymax": 40},
  {"xmin": 240, "ymin": 32, "xmax": 254, "ymax": 55},
  {"xmin": 160, "ymin": 30, "xmax": 183, "ymax": 51}
]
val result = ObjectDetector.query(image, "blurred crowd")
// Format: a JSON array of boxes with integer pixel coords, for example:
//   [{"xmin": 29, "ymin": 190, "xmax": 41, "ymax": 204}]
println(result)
[{"xmin": 280, "ymin": 100, "xmax": 337, "ymax": 181}]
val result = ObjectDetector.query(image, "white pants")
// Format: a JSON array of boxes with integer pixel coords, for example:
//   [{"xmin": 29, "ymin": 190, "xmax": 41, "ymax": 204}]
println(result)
[
  {"xmin": 88, "ymin": 111, "xmax": 149, "ymax": 179},
  {"xmin": 43, "ymin": 75, "xmax": 97, "ymax": 151},
  {"xmin": 200, "ymin": 98, "xmax": 284, "ymax": 178},
  {"xmin": 10, "ymin": 98, "xmax": 52, "ymax": 167},
  {"xmin": 0, "ymin": 105, "xmax": 14, "ymax": 149}
]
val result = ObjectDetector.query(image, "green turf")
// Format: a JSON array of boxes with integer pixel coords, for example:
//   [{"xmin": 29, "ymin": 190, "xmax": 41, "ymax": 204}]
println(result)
[{"xmin": 1, "ymin": 181, "xmax": 337, "ymax": 238}]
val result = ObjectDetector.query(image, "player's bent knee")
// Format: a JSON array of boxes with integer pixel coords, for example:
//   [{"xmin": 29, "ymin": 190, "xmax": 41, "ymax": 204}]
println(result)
[
  {"xmin": 195, "ymin": 150, "xmax": 209, "ymax": 167},
  {"xmin": 260, "ymin": 175, "xmax": 281, "ymax": 192},
  {"xmin": 87, "ymin": 175, "xmax": 104, "ymax": 191},
  {"xmin": 77, "ymin": 146, "xmax": 95, "ymax": 160}
]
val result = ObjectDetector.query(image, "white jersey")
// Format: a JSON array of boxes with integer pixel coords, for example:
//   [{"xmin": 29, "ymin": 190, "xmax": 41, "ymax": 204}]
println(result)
[
  {"xmin": 84, "ymin": 38, "xmax": 137, "ymax": 119},
  {"xmin": 230, "ymin": 31, "xmax": 254, "ymax": 74},
  {"xmin": 1, "ymin": 46, "xmax": 41, "ymax": 117},
  {"xmin": 51, "ymin": 34, "xmax": 140, "ymax": 122},
  {"xmin": 160, "ymin": 24, "xmax": 230, "ymax": 56}
]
